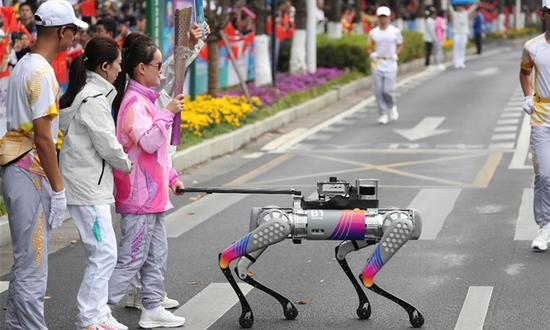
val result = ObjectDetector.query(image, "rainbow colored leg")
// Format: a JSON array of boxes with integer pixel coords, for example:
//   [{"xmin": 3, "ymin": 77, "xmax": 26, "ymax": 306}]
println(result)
[
  {"xmin": 360, "ymin": 210, "xmax": 424, "ymax": 328},
  {"xmin": 219, "ymin": 209, "xmax": 295, "ymax": 328}
]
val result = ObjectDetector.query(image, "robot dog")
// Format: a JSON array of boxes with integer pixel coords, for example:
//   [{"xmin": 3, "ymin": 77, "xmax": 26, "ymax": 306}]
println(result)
[{"xmin": 181, "ymin": 177, "xmax": 424, "ymax": 328}]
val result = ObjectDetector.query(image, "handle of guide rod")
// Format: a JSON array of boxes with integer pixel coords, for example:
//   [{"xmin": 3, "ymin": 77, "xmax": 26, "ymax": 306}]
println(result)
[{"xmin": 176, "ymin": 187, "xmax": 302, "ymax": 195}]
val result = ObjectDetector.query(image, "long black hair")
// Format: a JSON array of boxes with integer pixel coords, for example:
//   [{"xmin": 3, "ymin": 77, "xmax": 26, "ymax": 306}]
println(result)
[
  {"xmin": 59, "ymin": 37, "xmax": 120, "ymax": 109},
  {"xmin": 112, "ymin": 32, "xmax": 159, "ymax": 122}
]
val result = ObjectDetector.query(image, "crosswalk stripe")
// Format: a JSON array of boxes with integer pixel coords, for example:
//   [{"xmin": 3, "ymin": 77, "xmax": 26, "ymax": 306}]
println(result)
[
  {"xmin": 491, "ymin": 133, "xmax": 516, "ymax": 141},
  {"xmin": 509, "ymin": 114, "xmax": 531, "ymax": 170},
  {"xmin": 497, "ymin": 118, "xmax": 520, "ymax": 125},
  {"xmin": 261, "ymin": 128, "xmax": 308, "ymax": 152},
  {"xmin": 0, "ymin": 281, "xmax": 8, "ymax": 294},
  {"xmin": 514, "ymin": 188, "xmax": 538, "ymax": 240},
  {"xmin": 243, "ymin": 152, "xmax": 264, "ymax": 159},
  {"xmin": 172, "ymin": 283, "xmax": 253, "ymax": 330},
  {"xmin": 165, "ymin": 194, "xmax": 249, "ymax": 238},
  {"xmin": 493, "ymin": 126, "xmax": 517, "ymax": 132},
  {"xmin": 454, "ymin": 286, "xmax": 493, "ymax": 330},
  {"xmin": 500, "ymin": 112, "xmax": 522, "ymax": 118},
  {"xmin": 407, "ymin": 189, "xmax": 461, "ymax": 240}
]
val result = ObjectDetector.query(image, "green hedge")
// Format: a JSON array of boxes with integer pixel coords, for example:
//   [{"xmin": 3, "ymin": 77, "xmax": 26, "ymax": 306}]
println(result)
[{"xmin": 279, "ymin": 31, "xmax": 425, "ymax": 74}]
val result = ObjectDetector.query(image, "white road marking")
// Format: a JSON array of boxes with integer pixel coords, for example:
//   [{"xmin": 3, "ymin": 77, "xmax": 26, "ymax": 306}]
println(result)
[
  {"xmin": 394, "ymin": 116, "xmax": 451, "ymax": 141},
  {"xmin": 500, "ymin": 112, "xmax": 522, "ymax": 118},
  {"xmin": 172, "ymin": 283, "xmax": 253, "ymax": 330},
  {"xmin": 491, "ymin": 133, "xmax": 516, "ymax": 141},
  {"xmin": 243, "ymin": 152, "xmax": 264, "ymax": 159},
  {"xmin": 407, "ymin": 189, "xmax": 462, "ymax": 240},
  {"xmin": 0, "ymin": 281, "xmax": 8, "ymax": 294},
  {"xmin": 261, "ymin": 128, "xmax": 308, "ymax": 152},
  {"xmin": 474, "ymin": 66, "xmax": 499, "ymax": 76},
  {"xmin": 493, "ymin": 126, "xmax": 517, "ymax": 132},
  {"xmin": 509, "ymin": 114, "xmax": 531, "ymax": 170},
  {"xmin": 497, "ymin": 118, "xmax": 520, "ymax": 125},
  {"xmin": 514, "ymin": 188, "xmax": 538, "ymax": 240},
  {"xmin": 165, "ymin": 194, "xmax": 249, "ymax": 238},
  {"xmin": 454, "ymin": 286, "xmax": 493, "ymax": 330},
  {"xmin": 489, "ymin": 143, "xmax": 515, "ymax": 150}
]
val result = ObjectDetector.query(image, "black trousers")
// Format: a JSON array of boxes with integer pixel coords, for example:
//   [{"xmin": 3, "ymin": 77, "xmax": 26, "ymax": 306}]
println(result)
[
  {"xmin": 425, "ymin": 42, "xmax": 433, "ymax": 66},
  {"xmin": 474, "ymin": 33, "xmax": 482, "ymax": 54}
]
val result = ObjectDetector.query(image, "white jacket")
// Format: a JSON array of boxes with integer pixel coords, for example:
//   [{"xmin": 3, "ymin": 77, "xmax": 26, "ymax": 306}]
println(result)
[{"xmin": 59, "ymin": 71, "xmax": 131, "ymax": 205}]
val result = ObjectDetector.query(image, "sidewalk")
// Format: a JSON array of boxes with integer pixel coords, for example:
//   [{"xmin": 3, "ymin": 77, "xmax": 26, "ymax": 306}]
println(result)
[{"xmin": 0, "ymin": 38, "xmax": 528, "ymax": 254}]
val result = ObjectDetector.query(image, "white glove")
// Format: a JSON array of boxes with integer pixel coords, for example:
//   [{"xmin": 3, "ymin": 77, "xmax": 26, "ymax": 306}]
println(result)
[
  {"xmin": 392, "ymin": 54, "xmax": 399, "ymax": 61},
  {"xmin": 369, "ymin": 52, "xmax": 378, "ymax": 60},
  {"xmin": 523, "ymin": 95, "xmax": 534, "ymax": 115},
  {"xmin": 48, "ymin": 189, "xmax": 67, "ymax": 230}
]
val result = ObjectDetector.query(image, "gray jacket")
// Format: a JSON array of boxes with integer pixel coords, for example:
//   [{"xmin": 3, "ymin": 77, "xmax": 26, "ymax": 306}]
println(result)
[{"xmin": 59, "ymin": 71, "xmax": 131, "ymax": 205}]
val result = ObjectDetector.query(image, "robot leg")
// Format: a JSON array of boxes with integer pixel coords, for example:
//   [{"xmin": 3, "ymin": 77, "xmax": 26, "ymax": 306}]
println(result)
[
  {"xmin": 335, "ymin": 240, "xmax": 374, "ymax": 320},
  {"xmin": 360, "ymin": 210, "xmax": 424, "ymax": 328},
  {"xmin": 219, "ymin": 208, "xmax": 294, "ymax": 328}
]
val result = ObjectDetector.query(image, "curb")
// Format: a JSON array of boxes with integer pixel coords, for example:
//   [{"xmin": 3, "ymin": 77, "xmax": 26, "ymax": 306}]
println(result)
[{"xmin": 173, "ymin": 57, "xmax": 426, "ymax": 172}]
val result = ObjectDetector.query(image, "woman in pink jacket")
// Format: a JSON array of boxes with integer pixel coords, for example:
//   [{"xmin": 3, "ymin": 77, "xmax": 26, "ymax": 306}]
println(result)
[
  {"xmin": 107, "ymin": 36, "xmax": 186, "ymax": 329},
  {"xmin": 434, "ymin": 10, "xmax": 447, "ymax": 69}
]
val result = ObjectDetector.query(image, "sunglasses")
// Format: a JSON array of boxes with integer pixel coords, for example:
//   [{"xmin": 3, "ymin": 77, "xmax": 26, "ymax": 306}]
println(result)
[{"xmin": 146, "ymin": 62, "xmax": 162, "ymax": 71}]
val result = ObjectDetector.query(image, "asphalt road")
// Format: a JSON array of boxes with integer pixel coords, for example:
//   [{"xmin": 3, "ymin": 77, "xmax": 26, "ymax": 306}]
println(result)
[{"xmin": 1, "ymin": 41, "xmax": 544, "ymax": 330}]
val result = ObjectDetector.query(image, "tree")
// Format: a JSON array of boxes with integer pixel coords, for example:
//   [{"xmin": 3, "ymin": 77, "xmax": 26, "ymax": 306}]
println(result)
[
  {"xmin": 205, "ymin": 0, "xmax": 232, "ymax": 95},
  {"xmin": 290, "ymin": 0, "xmax": 307, "ymax": 73},
  {"xmin": 250, "ymin": 0, "xmax": 273, "ymax": 86},
  {"xmin": 327, "ymin": 0, "xmax": 342, "ymax": 39}
]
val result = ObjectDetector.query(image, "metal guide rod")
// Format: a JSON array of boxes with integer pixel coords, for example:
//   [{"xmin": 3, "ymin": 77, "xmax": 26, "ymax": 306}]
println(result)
[{"xmin": 176, "ymin": 187, "xmax": 302, "ymax": 195}]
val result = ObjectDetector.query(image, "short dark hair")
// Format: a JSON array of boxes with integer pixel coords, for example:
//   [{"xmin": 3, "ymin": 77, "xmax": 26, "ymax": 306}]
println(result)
[
  {"xmin": 96, "ymin": 18, "xmax": 118, "ymax": 37},
  {"xmin": 19, "ymin": 3, "xmax": 33, "ymax": 11}
]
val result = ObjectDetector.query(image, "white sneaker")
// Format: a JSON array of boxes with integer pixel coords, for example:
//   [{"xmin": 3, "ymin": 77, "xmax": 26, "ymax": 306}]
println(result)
[
  {"xmin": 103, "ymin": 314, "xmax": 128, "ymax": 330},
  {"xmin": 378, "ymin": 114, "xmax": 389, "ymax": 125},
  {"xmin": 389, "ymin": 106, "xmax": 399, "ymax": 121},
  {"xmin": 162, "ymin": 295, "xmax": 180, "ymax": 309},
  {"xmin": 125, "ymin": 294, "xmax": 179, "ymax": 310},
  {"xmin": 438, "ymin": 64, "xmax": 446, "ymax": 70},
  {"xmin": 139, "ymin": 306, "xmax": 186, "ymax": 329},
  {"xmin": 532, "ymin": 228, "xmax": 550, "ymax": 251}
]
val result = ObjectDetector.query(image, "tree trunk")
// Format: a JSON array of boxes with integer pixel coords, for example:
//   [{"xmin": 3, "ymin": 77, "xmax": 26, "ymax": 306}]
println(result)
[
  {"xmin": 254, "ymin": 35, "xmax": 273, "ymax": 86},
  {"xmin": 327, "ymin": 0, "xmax": 342, "ymax": 39},
  {"xmin": 251, "ymin": 0, "xmax": 272, "ymax": 86},
  {"xmin": 290, "ymin": 0, "xmax": 307, "ymax": 74},
  {"xmin": 207, "ymin": 40, "xmax": 219, "ymax": 95}
]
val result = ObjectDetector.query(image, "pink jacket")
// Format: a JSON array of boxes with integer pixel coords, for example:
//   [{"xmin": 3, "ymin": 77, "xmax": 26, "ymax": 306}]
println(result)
[
  {"xmin": 114, "ymin": 79, "xmax": 178, "ymax": 214},
  {"xmin": 435, "ymin": 16, "xmax": 447, "ymax": 42}
]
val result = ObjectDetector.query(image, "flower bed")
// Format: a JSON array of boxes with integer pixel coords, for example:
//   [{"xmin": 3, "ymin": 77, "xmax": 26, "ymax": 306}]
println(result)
[
  {"xmin": 220, "ymin": 67, "xmax": 344, "ymax": 106},
  {"xmin": 179, "ymin": 68, "xmax": 346, "ymax": 138}
]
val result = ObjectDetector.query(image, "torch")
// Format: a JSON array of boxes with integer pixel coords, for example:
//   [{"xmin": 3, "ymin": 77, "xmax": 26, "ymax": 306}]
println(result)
[{"xmin": 170, "ymin": 7, "xmax": 194, "ymax": 146}]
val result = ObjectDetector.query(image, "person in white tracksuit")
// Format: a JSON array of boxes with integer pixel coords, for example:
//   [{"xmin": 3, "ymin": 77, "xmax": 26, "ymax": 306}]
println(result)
[
  {"xmin": 59, "ymin": 37, "xmax": 132, "ymax": 330},
  {"xmin": 368, "ymin": 6, "xmax": 404, "ymax": 125},
  {"xmin": 448, "ymin": 0, "xmax": 478, "ymax": 69},
  {"xmin": 520, "ymin": 0, "xmax": 550, "ymax": 252}
]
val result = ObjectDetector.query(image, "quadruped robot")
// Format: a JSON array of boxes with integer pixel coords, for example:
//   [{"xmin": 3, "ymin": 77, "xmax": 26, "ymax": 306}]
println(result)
[{"xmin": 180, "ymin": 177, "xmax": 424, "ymax": 328}]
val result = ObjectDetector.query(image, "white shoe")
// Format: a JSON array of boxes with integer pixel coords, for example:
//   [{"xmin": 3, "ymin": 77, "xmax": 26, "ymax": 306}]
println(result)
[
  {"xmin": 139, "ymin": 306, "xmax": 186, "ymax": 329},
  {"xmin": 125, "ymin": 293, "xmax": 179, "ymax": 310},
  {"xmin": 389, "ymin": 106, "xmax": 399, "ymax": 121},
  {"xmin": 438, "ymin": 64, "xmax": 446, "ymax": 70},
  {"xmin": 103, "ymin": 314, "xmax": 128, "ymax": 330},
  {"xmin": 532, "ymin": 228, "xmax": 550, "ymax": 251},
  {"xmin": 377, "ymin": 114, "xmax": 389, "ymax": 125},
  {"xmin": 162, "ymin": 295, "xmax": 180, "ymax": 309}
]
